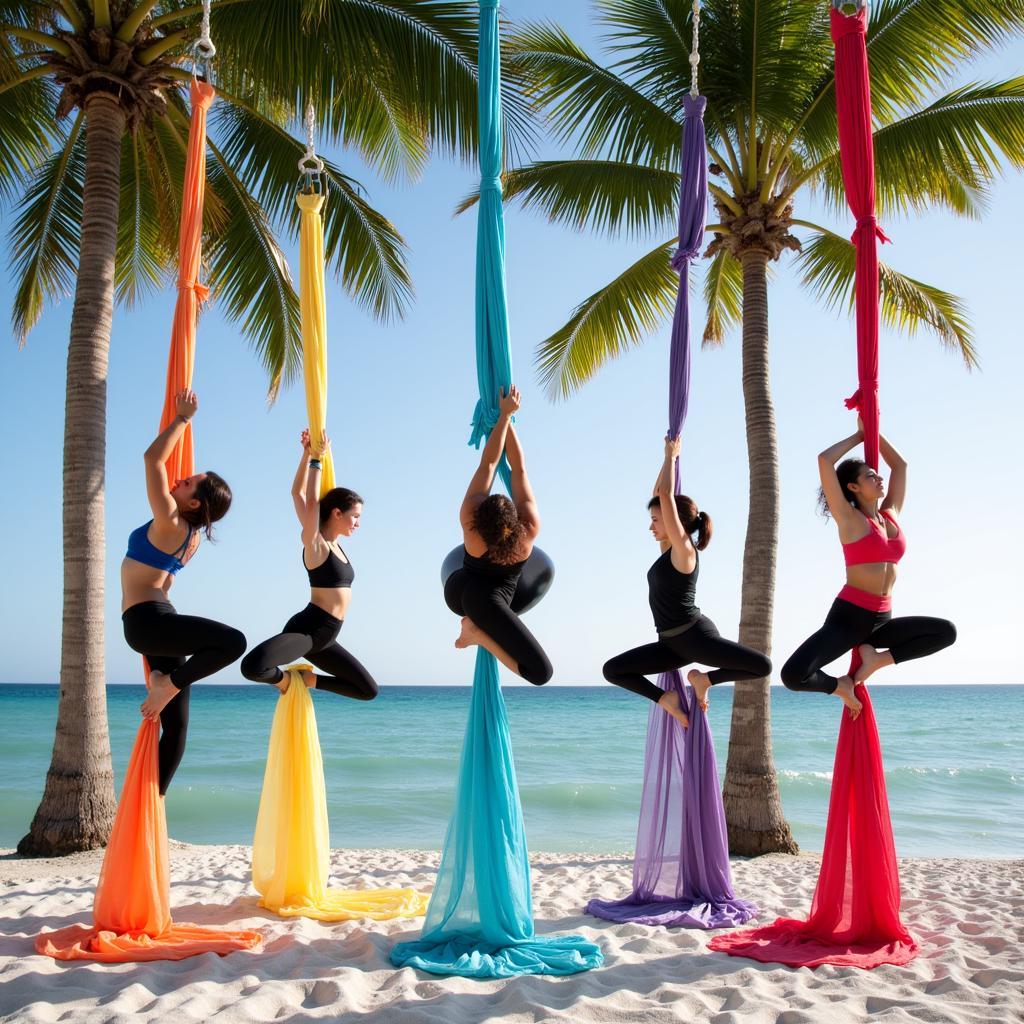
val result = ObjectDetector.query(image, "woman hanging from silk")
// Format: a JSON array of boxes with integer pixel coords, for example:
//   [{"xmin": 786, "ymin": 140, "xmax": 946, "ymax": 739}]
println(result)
[
  {"xmin": 781, "ymin": 417, "xmax": 956, "ymax": 717},
  {"xmin": 241, "ymin": 429, "xmax": 378, "ymax": 701},
  {"xmin": 603, "ymin": 434, "xmax": 771, "ymax": 727},
  {"xmin": 446, "ymin": 385, "xmax": 553, "ymax": 685},
  {"xmin": 124, "ymin": 388, "xmax": 245, "ymax": 793}
]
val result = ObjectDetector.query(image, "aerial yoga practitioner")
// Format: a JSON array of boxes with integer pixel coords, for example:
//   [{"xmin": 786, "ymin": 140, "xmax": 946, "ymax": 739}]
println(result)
[
  {"xmin": 584, "ymin": 0, "xmax": 759, "ymax": 932},
  {"xmin": 388, "ymin": 0, "xmax": 602, "ymax": 978},
  {"xmin": 602, "ymin": 434, "xmax": 771, "ymax": 724},
  {"xmin": 35, "ymin": 12, "xmax": 261, "ymax": 960},
  {"xmin": 247, "ymin": 105, "xmax": 426, "ymax": 923},
  {"xmin": 709, "ymin": 0, "xmax": 954, "ymax": 969}
]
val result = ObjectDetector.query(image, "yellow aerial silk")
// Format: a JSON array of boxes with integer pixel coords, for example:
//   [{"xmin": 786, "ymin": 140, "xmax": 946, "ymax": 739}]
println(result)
[
  {"xmin": 252, "ymin": 669, "xmax": 428, "ymax": 920},
  {"xmin": 250, "ymin": 191, "xmax": 427, "ymax": 922},
  {"xmin": 297, "ymin": 191, "xmax": 335, "ymax": 493}
]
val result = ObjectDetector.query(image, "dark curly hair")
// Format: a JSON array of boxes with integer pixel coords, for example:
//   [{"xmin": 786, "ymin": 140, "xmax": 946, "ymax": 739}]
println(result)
[
  {"xmin": 817, "ymin": 458, "xmax": 866, "ymax": 518},
  {"xmin": 647, "ymin": 493, "xmax": 713, "ymax": 550},
  {"xmin": 474, "ymin": 494, "xmax": 527, "ymax": 565},
  {"xmin": 319, "ymin": 487, "xmax": 364, "ymax": 526},
  {"xmin": 180, "ymin": 471, "xmax": 232, "ymax": 539}
]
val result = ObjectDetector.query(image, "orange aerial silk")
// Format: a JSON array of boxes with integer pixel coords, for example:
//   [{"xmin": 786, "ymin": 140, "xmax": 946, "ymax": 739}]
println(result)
[{"xmin": 36, "ymin": 79, "xmax": 261, "ymax": 962}]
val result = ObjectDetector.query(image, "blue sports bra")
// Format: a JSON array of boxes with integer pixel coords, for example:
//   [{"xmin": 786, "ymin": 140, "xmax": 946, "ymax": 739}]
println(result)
[{"xmin": 125, "ymin": 520, "xmax": 195, "ymax": 575}]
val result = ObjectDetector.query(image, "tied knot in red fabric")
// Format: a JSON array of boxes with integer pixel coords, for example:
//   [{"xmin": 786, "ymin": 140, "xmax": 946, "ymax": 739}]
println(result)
[
  {"xmin": 843, "ymin": 383, "xmax": 878, "ymax": 412},
  {"xmin": 851, "ymin": 214, "xmax": 890, "ymax": 246},
  {"xmin": 830, "ymin": 6, "xmax": 867, "ymax": 42}
]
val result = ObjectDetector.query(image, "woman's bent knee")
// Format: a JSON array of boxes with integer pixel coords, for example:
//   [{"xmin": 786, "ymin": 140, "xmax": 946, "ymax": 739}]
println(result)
[
  {"xmin": 523, "ymin": 657, "xmax": 553, "ymax": 686},
  {"xmin": 224, "ymin": 627, "xmax": 247, "ymax": 663},
  {"xmin": 780, "ymin": 657, "xmax": 806, "ymax": 691},
  {"xmin": 602, "ymin": 658, "xmax": 625, "ymax": 685},
  {"xmin": 240, "ymin": 649, "xmax": 274, "ymax": 683}
]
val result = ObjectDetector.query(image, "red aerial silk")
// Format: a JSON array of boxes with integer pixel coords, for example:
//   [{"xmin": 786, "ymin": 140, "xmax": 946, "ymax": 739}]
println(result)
[
  {"xmin": 709, "ymin": 10, "xmax": 917, "ymax": 970},
  {"xmin": 708, "ymin": 685, "xmax": 917, "ymax": 968},
  {"xmin": 831, "ymin": 6, "xmax": 888, "ymax": 470},
  {"xmin": 36, "ymin": 80, "xmax": 262, "ymax": 963}
]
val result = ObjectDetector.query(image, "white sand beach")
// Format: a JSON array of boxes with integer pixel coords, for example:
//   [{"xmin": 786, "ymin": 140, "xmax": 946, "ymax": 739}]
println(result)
[{"xmin": 1, "ymin": 844, "xmax": 1021, "ymax": 1024}]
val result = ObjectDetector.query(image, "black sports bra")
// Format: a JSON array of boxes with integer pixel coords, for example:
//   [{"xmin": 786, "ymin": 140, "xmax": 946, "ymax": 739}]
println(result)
[{"xmin": 303, "ymin": 544, "xmax": 354, "ymax": 589}]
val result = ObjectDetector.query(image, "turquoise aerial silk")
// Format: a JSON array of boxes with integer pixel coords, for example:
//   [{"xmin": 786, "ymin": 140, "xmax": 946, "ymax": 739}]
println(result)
[{"xmin": 389, "ymin": 0, "xmax": 603, "ymax": 979}]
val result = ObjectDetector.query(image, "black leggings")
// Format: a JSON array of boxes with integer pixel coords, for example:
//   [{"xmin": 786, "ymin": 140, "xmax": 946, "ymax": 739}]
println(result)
[
  {"xmin": 781, "ymin": 598, "xmax": 957, "ymax": 695},
  {"xmin": 240, "ymin": 603, "xmax": 379, "ymax": 701},
  {"xmin": 603, "ymin": 616, "xmax": 772, "ymax": 704},
  {"xmin": 122, "ymin": 601, "xmax": 247, "ymax": 794},
  {"xmin": 445, "ymin": 569, "xmax": 553, "ymax": 685}
]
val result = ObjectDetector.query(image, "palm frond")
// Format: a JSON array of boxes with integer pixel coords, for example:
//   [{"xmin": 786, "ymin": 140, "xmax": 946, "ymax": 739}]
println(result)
[
  {"xmin": 200, "ymin": 127, "xmax": 302, "ymax": 397},
  {"xmin": 799, "ymin": 0, "xmax": 1024, "ymax": 160},
  {"xmin": 456, "ymin": 159, "xmax": 679, "ymax": 239},
  {"xmin": 815, "ymin": 78, "xmax": 1024, "ymax": 219},
  {"xmin": 115, "ymin": 128, "xmax": 174, "ymax": 306},
  {"xmin": 507, "ymin": 19, "xmax": 681, "ymax": 167},
  {"xmin": 536, "ymin": 237, "xmax": 679, "ymax": 398},
  {"xmin": 209, "ymin": 0, "xmax": 536, "ymax": 166},
  {"xmin": 602, "ymin": 0, "xmax": 831, "ymax": 136},
  {"xmin": 702, "ymin": 247, "xmax": 742, "ymax": 345},
  {"xmin": 796, "ymin": 225, "xmax": 977, "ymax": 366},
  {"xmin": 8, "ymin": 112, "xmax": 84, "ymax": 343},
  {"xmin": 210, "ymin": 97, "xmax": 413, "ymax": 322},
  {"xmin": 0, "ymin": 70, "xmax": 58, "ymax": 201}
]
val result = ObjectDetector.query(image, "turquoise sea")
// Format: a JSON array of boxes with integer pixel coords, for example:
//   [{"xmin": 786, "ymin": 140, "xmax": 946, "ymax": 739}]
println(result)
[{"xmin": 1, "ymin": 683, "xmax": 1021, "ymax": 858}]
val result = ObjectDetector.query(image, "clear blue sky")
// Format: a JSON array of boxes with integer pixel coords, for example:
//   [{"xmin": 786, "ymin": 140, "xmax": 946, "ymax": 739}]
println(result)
[{"xmin": 1, "ymin": 2, "xmax": 1021, "ymax": 686}]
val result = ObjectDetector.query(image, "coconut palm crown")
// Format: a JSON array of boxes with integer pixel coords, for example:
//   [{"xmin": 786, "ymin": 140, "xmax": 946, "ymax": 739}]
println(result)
[{"xmin": 489, "ymin": 0, "xmax": 1024, "ymax": 853}]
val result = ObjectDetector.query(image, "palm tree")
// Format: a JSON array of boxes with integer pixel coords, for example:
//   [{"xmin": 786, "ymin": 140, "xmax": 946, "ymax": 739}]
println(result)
[
  {"xmin": 4, "ymin": 0, "xmax": 532, "ymax": 855},
  {"xmin": 492, "ymin": 0, "xmax": 1024, "ymax": 854}
]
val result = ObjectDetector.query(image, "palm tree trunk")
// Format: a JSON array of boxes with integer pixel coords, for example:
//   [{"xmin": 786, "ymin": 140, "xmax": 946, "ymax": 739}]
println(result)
[
  {"xmin": 18, "ymin": 92, "xmax": 124, "ymax": 855},
  {"xmin": 722, "ymin": 248, "xmax": 798, "ymax": 856}
]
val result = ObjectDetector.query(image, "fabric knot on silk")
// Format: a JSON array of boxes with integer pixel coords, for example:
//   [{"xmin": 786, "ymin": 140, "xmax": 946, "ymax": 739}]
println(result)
[
  {"xmin": 844, "ymin": 383, "xmax": 878, "ymax": 412},
  {"xmin": 851, "ymin": 214, "xmax": 891, "ymax": 246},
  {"xmin": 179, "ymin": 279, "xmax": 210, "ymax": 304},
  {"xmin": 671, "ymin": 246, "xmax": 701, "ymax": 271},
  {"xmin": 682, "ymin": 94, "xmax": 707, "ymax": 120},
  {"xmin": 830, "ymin": 6, "xmax": 867, "ymax": 43},
  {"xmin": 480, "ymin": 175, "xmax": 503, "ymax": 194}
]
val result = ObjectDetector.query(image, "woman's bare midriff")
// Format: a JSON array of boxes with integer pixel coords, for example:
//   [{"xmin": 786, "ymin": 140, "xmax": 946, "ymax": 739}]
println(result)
[
  {"xmin": 310, "ymin": 586, "xmax": 351, "ymax": 621},
  {"xmin": 845, "ymin": 561, "xmax": 898, "ymax": 598},
  {"xmin": 121, "ymin": 559, "xmax": 174, "ymax": 613}
]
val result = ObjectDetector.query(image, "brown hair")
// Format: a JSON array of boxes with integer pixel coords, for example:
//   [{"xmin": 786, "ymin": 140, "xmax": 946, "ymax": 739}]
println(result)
[
  {"xmin": 474, "ymin": 494, "xmax": 528, "ymax": 565},
  {"xmin": 817, "ymin": 458, "xmax": 866, "ymax": 518},
  {"xmin": 319, "ymin": 487, "xmax": 363, "ymax": 526},
  {"xmin": 648, "ymin": 494, "xmax": 712, "ymax": 550},
  {"xmin": 181, "ymin": 471, "xmax": 232, "ymax": 539}
]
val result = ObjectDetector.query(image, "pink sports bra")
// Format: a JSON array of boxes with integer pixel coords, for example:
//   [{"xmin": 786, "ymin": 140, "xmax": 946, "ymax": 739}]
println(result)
[{"xmin": 842, "ymin": 509, "xmax": 906, "ymax": 568}]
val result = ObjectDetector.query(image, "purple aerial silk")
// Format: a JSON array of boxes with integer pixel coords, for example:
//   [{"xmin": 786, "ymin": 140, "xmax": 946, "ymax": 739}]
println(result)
[{"xmin": 585, "ymin": 94, "xmax": 757, "ymax": 930}]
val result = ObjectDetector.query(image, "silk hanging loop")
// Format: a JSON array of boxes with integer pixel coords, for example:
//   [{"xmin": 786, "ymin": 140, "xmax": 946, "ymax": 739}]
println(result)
[
  {"xmin": 190, "ymin": 0, "xmax": 216, "ymax": 82},
  {"xmin": 297, "ymin": 102, "xmax": 327, "ymax": 195},
  {"xmin": 688, "ymin": 1, "xmax": 701, "ymax": 98}
]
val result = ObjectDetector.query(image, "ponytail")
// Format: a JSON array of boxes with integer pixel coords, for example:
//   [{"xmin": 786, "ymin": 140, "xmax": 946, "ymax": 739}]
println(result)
[{"xmin": 647, "ymin": 494, "xmax": 713, "ymax": 549}]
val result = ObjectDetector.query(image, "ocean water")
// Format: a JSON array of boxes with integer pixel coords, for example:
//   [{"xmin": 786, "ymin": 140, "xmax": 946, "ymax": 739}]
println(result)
[{"xmin": 1, "ymin": 683, "xmax": 1020, "ymax": 858}]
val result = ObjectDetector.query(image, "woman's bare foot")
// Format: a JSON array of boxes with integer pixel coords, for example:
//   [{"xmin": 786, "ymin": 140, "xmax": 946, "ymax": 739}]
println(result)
[
  {"xmin": 853, "ymin": 644, "xmax": 893, "ymax": 685},
  {"xmin": 454, "ymin": 617, "xmax": 479, "ymax": 650},
  {"xmin": 141, "ymin": 671, "xmax": 180, "ymax": 720},
  {"xmin": 301, "ymin": 668, "xmax": 317, "ymax": 689},
  {"xmin": 834, "ymin": 675, "xmax": 863, "ymax": 719},
  {"xmin": 274, "ymin": 671, "xmax": 291, "ymax": 695},
  {"xmin": 657, "ymin": 689, "xmax": 690, "ymax": 730},
  {"xmin": 687, "ymin": 669, "xmax": 712, "ymax": 712}
]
